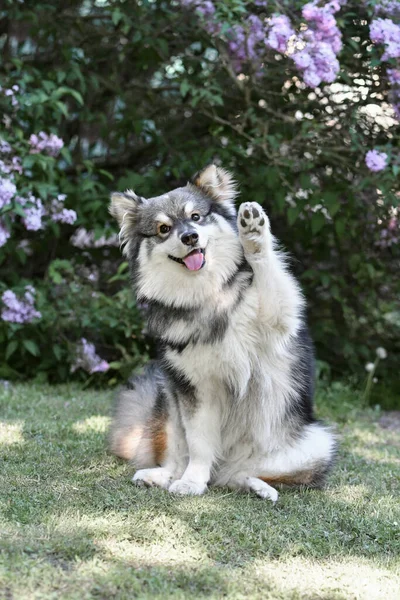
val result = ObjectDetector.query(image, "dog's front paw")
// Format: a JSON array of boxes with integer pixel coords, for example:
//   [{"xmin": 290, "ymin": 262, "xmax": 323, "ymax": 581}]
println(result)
[
  {"xmin": 132, "ymin": 467, "xmax": 173, "ymax": 490},
  {"xmin": 168, "ymin": 479, "xmax": 207, "ymax": 496},
  {"xmin": 238, "ymin": 202, "xmax": 270, "ymax": 256}
]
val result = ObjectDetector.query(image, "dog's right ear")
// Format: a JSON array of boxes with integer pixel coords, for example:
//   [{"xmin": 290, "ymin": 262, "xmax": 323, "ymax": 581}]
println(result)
[
  {"xmin": 109, "ymin": 190, "xmax": 142, "ymax": 228},
  {"xmin": 192, "ymin": 164, "xmax": 238, "ymax": 205}
]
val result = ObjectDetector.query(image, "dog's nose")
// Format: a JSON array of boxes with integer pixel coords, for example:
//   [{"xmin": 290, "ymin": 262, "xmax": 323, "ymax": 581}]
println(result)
[{"xmin": 181, "ymin": 231, "xmax": 199, "ymax": 246}]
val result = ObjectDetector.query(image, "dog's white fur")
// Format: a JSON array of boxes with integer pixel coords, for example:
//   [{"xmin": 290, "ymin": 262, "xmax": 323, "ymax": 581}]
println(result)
[{"xmin": 110, "ymin": 165, "xmax": 336, "ymax": 502}]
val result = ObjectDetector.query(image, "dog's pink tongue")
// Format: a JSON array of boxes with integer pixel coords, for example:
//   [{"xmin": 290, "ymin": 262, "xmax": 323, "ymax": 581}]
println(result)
[{"xmin": 183, "ymin": 251, "xmax": 204, "ymax": 271}]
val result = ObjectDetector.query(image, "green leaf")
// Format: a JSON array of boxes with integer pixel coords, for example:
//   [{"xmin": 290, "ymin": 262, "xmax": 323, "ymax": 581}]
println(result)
[
  {"xmin": 112, "ymin": 8, "xmax": 123, "ymax": 26},
  {"xmin": 53, "ymin": 86, "xmax": 84, "ymax": 106},
  {"xmin": 311, "ymin": 212, "xmax": 325, "ymax": 234},
  {"xmin": 109, "ymin": 361, "xmax": 123, "ymax": 370},
  {"xmin": 52, "ymin": 345, "xmax": 62, "ymax": 360},
  {"xmin": 23, "ymin": 340, "xmax": 40, "ymax": 357},
  {"xmin": 287, "ymin": 206, "xmax": 301, "ymax": 226},
  {"xmin": 324, "ymin": 192, "xmax": 340, "ymax": 217},
  {"xmin": 180, "ymin": 81, "xmax": 190, "ymax": 97},
  {"xmin": 335, "ymin": 218, "xmax": 346, "ymax": 238},
  {"xmin": 6, "ymin": 340, "xmax": 18, "ymax": 361}
]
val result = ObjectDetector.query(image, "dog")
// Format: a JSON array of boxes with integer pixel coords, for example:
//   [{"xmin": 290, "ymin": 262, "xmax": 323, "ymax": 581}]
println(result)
[{"xmin": 109, "ymin": 164, "xmax": 337, "ymax": 502}]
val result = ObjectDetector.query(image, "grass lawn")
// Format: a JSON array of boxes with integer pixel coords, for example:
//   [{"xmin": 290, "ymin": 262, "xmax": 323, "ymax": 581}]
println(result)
[{"xmin": 0, "ymin": 382, "xmax": 399, "ymax": 600}]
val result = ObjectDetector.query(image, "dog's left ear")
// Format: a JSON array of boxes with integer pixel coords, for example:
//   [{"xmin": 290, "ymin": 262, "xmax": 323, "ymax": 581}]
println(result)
[
  {"xmin": 192, "ymin": 165, "xmax": 238, "ymax": 205},
  {"xmin": 109, "ymin": 190, "xmax": 142, "ymax": 228}
]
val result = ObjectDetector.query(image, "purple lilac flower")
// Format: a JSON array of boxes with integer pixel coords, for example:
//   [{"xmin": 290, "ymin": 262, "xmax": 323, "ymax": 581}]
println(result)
[
  {"xmin": 52, "ymin": 208, "xmax": 77, "ymax": 225},
  {"xmin": 70, "ymin": 227, "xmax": 119, "ymax": 248},
  {"xmin": 370, "ymin": 18, "xmax": 400, "ymax": 60},
  {"xmin": 0, "ymin": 220, "xmax": 10, "ymax": 247},
  {"xmin": 71, "ymin": 338, "xmax": 109, "ymax": 374},
  {"xmin": 291, "ymin": 1, "xmax": 343, "ymax": 88},
  {"xmin": 365, "ymin": 149, "xmax": 388, "ymax": 172},
  {"xmin": 0, "ymin": 160, "xmax": 11, "ymax": 175},
  {"xmin": 1, "ymin": 287, "xmax": 41, "ymax": 324},
  {"xmin": 22, "ymin": 196, "xmax": 45, "ymax": 231},
  {"xmin": 392, "ymin": 102, "xmax": 400, "ymax": 119},
  {"xmin": 50, "ymin": 194, "xmax": 77, "ymax": 225},
  {"xmin": 265, "ymin": 15, "xmax": 295, "ymax": 53},
  {"xmin": 374, "ymin": 1, "xmax": 400, "ymax": 18},
  {"xmin": 195, "ymin": 0, "xmax": 215, "ymax": 18},
  {"xmin": 184, "ymin": 0, "xmax": 221, "ymax": 35},
  {"xmin": 29, "ymin": 132, "xmax": 64, "ymax": 157},
  {"xmin": 0, "ymin": 140, "xmax": 11, "ymax": 154},
  {"xmin": 11, "ymin": 157, "xmax": 22, "ymax": 174},
  {"xmin": 388, "ymin": 68, "xmax": 400, "ymax": 84},
  {"xmin": 227, "ymin": 15, "xmax": 265, "ymax": 72},
  {"xmin": 0, "ymin": 177, "xmax": 16, "ymax": 209}
]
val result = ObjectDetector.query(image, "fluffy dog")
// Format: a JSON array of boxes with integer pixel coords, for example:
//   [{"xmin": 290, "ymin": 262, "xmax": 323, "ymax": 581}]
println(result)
[{"xmin": 109, "ymin": 165, "xmax": 336, "ymax": 502}]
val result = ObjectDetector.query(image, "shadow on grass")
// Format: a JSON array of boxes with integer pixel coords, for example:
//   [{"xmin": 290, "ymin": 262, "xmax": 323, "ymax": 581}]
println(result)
[
  {"xmin": 1, "ymin": 422, "xmax": 399, "ymax": 564},
  {"xmin": 1, "ymin": 384, "xmax": 399, "ymax": 600}
]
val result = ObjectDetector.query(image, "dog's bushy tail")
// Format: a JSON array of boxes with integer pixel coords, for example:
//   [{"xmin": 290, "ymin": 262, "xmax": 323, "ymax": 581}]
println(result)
[{"xmin": 109, "ymin": 363, "xmax": 166, "ymax": 467}]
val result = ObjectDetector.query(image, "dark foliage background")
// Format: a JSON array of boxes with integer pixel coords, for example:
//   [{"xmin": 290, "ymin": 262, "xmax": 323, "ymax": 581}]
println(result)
[{"xmin": 0, "ymin": 0, "xmax": 399, "ymax": 402}]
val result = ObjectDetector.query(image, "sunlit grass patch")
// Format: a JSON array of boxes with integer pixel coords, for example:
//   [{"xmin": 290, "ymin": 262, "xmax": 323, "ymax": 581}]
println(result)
[
  {"xmin": 0, "ymin": 382, "xmax": 399, "ymax": 599},
  {"xmin": 0, "ymin": 420, "xmax": 25, "ymax": 446},
  {"xmin": 72, "ymin": 415, "xmax": 110, "ymax": 435}
]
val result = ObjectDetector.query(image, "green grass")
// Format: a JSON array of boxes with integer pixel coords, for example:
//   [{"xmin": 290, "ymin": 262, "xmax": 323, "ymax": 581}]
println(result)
[{"xmin": 0, "ymin": 382, "xmax": 399, "ymax": 600}]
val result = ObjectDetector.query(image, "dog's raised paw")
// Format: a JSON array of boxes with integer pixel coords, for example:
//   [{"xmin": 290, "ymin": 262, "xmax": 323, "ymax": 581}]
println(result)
[
  {"xmin": 238, "ymin": 202, "xmax": 270, "ymax": 255},
  {"xmin": 238, "ymin": 202, "xmax": 269, "ymax": 234},
  {"xmin": 168, "ymin": 479, "xmax": 207, "ymax": 496},
  {"xmin": 132, "ymin": 467, "xmax": 173, "ymax": 490}
]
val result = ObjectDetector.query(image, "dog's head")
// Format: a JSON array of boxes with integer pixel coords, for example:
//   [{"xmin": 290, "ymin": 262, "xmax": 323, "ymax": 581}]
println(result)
[{"xmin": 110, "ymin": 165, "xmax": 243, "ymax": 305}]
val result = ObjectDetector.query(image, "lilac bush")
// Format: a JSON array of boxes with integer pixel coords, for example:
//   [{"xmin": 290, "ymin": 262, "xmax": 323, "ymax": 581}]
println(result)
[
  {"xmin": 0, "ymin": 0, "xmax": 399, "ymax": 388},
  {"xmin": 0, "ymin": 74, "xmax": 144, "ymax": 383},
  {"xmin": 181, "ymin": 0, "xmax": 400, "ymax": 113}
]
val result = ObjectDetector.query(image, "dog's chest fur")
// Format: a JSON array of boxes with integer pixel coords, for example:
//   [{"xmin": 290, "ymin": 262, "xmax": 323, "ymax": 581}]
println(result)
[{"xmin": 159, "ymin": 281, "xmax": 296, "ymax": 453}]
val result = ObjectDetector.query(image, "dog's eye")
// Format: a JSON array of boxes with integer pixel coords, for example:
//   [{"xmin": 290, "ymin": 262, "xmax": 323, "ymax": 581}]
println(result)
[
  {"xmin": 191, "ymin": 213, "xmax": 201, "ymax": 222},
  {"xmin": 159, "ymin": 224, "xmax": 171, "ymax": 235}
]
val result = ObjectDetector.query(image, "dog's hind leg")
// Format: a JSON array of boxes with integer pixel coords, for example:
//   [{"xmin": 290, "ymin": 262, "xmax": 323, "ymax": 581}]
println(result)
[
  {"xmin": 221, "ymin": 422, "xmax": 336, "ymax": 501},
  {"xmin": 110, "ymin": 365, "xmax": 188, "ymax": 489},
  {"xmin": 225, "ymin": 474, "xmax": 279, "ymax": 502},
  {"xmin": 237, "ymin": 202, "xmax": 304, "ymax": 337},
  {"xmin": 109, "ymin": 372, "xmax": 160, "ymax": 466},
  {"xmin": 257, "ymin": 422, "xmax": 337, "ymax": 489}
]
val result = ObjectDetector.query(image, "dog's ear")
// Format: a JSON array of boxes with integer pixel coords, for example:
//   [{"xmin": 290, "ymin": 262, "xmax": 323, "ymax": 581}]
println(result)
[
  {"xmin": 109, "ymin": 190, "xmax": 143, "ymax": 228},
  {"xmin": 192, "ymin": 165, "xmax": 238, "ymax": 204}
]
